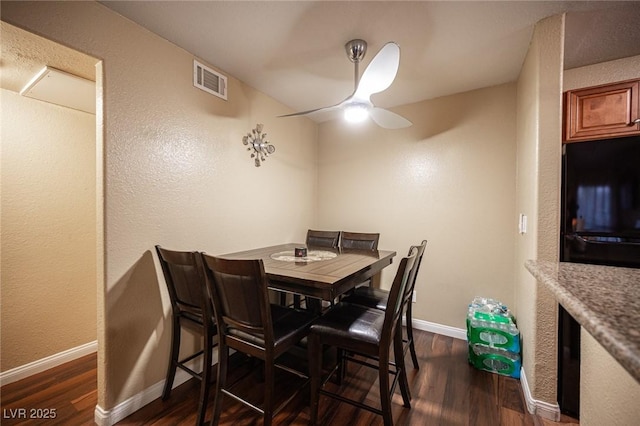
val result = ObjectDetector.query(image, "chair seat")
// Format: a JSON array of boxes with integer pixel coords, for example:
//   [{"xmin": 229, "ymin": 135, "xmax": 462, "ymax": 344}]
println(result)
[
  {"xmin": 342, "ymin": 287, "xmax": 389, "ymax": 310},
  {"xmin": 310, "ymin": 302, "xmax": 385, "ymax": 353},
  {"xmin": 228, "ymin": 304, "xmax": 316, "ymax": 351}
]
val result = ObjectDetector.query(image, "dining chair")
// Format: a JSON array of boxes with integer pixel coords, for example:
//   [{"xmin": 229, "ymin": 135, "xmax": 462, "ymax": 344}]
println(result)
[
  {"xmin": 279, "ymin": 229, "xmax": 342, "ymax": 309},
  {"xmin": 306, "ymin": 229, "xmax": 341, "ymax": 248},
  {"xmin": 155, "ymin": 245, "xmax": 217, "ymax": 426},
  {"xmin": 284, "ymin": 229, "xmax": 342, "ymax": 308},
  {"xmin": 340, "ymin": 231, "xmax": 381, "ymax": 289},
  {"xmin": 308, "ymin": 247, "xmax": 418, "ymax": 426},
  {"xmin": 341, "ymin": 240, "xmax": 427, "ymax": 370},
  {"xmin": 200, "ymin": 254, "xmax": 317, "ymax": 426},
  {"xmin": 340, "ymin": 231, "xmax": 380, "ymax": 250}
]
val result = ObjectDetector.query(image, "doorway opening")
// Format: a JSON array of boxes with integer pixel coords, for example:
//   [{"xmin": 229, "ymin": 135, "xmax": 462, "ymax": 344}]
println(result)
[{"xmin": 0, "ymin": 22, "xmax": 104, "ymax": 392}]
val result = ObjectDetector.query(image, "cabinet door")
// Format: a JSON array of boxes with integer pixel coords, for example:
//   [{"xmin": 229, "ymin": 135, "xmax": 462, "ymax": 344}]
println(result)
[{"xmin": 564, "ymin": 79, "xmax": 640, "ymax": 142}]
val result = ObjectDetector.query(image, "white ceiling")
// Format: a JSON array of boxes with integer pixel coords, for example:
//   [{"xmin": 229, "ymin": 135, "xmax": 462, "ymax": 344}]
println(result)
[
  {"xmin": 98, "ymin": 0, "xmax": 640, "ymax": 118},
  {"xmin": 4, "ymin": 2, "xmax": 639, "ymax": 119}
]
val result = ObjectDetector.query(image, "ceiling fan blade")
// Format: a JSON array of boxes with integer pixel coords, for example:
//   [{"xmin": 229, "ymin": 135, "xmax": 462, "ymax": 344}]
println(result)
[
  {"xmin": 278, "ymin": 104, "xmax": 340, "ymax": 118},
  {"xmin": 353, "ymin": 42, "xmax": 400, "ymax": 100},
  {"xmin": 369, "ymin": 107, "xmax": 412, "ymax": 129}
]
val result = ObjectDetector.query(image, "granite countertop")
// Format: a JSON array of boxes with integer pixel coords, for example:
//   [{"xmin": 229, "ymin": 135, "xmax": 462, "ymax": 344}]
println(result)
[{"xmin": 525, "ymin": 260, "xmax": 640, "ymax": 383}]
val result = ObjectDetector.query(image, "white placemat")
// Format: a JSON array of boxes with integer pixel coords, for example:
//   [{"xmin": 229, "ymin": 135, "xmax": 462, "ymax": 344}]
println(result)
[{"xmin": 270, "ymin": 250, "xmax": 338, "ymax": 262}]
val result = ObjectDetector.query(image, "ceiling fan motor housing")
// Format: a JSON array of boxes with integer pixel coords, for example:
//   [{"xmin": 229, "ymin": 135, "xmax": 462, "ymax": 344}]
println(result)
[{"xmin": 345, "ymin": 39, "xmax": 367, "ymax": 63}]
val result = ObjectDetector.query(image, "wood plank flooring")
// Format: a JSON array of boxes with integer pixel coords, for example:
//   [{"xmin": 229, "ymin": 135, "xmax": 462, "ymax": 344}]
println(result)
[
  {"xmin": 1, "ymin": 352, "xmax": 97, "ymax": 425},
  {"xmin": 0, "ymin": 330, "xmax": 579, "ymax": 425}
]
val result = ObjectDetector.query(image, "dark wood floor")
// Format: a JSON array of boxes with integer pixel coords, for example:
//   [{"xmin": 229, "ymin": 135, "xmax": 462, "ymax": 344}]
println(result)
[
  {"xmin": 1, "ymin": 330, "xmax": 579, "ymax": 425},
  {"xmin": 1, "ymin": 351, "xmax": 97, "ymax": 425}
]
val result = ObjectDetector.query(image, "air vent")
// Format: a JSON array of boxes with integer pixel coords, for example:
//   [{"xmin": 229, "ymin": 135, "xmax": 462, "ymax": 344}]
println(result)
[{"xmin": 194, "ymin": 60, "xmax": 227, "ymax": 100}]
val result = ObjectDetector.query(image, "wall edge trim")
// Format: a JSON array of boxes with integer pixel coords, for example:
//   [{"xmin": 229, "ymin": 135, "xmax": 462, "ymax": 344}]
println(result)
[
  {"xmin": 405, "ymin": 316, "xmax": 467, "ymax": 341},
  {"xmin": 93, "ymin": 358, "xmax": 204, "ymax": 426},
  {"xmin": 94, "ymin": 380, "xmax": 165, "ymax": 426},
  {"xmin": 520, "ymin": 367, "xmax": 561, "ymax": 421}
]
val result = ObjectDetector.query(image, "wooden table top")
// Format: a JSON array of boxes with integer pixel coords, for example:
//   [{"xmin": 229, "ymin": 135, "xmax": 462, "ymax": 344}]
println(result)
[{"xmin": 220, "ymin": 243, "xmax": 396, "ymax": 301}]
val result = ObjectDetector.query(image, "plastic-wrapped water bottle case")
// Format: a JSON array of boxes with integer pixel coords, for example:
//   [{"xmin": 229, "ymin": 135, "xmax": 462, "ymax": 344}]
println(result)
[{"xmin": 467, "ymin": 297, "xmax": 521, "ymax": 378}]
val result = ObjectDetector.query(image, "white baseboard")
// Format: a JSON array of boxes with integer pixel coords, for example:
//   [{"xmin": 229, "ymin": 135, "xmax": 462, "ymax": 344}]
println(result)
[
  {"xmin": 520, "ymin": 367, "xmax": 561, "ymax": 421},
  {"xmin": 0, "ymin": 340, "xmax": 97, "ymax": 387},
  {"xmin": 94, "ymin": 378, "xmax": 167, "ymax": 426},
  {"xmin": 94, "ymin": 354, "xmax": 215, "ymax": 426},
  {"xmin": 405, "ymin": 316, "xmax": 468, "ymax": 341}
]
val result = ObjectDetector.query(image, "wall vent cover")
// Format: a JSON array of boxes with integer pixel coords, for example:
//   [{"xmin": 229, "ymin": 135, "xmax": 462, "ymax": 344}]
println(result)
[{"xmin": 194, "ymin": 60, "xmax": 227, "ymax": 100}]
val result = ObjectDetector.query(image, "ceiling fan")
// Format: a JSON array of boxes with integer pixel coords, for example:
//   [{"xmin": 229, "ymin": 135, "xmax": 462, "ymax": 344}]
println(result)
[{"xmin": 280, "ymin": 39, "xmax": 412, "ymax": 129}]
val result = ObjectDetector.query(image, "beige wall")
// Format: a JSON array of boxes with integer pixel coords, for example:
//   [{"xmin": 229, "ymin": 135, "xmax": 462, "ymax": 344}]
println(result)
[
  {"xmin": 564, "ymin": 54, "xmax": 640, "ymax": 91},
  {"xmin": 563, "ymin": 55, "xmax": 640, "ymax": 425},
  {"xmin": 514, "ymin": 13, "xmax": 564, "ymax": 409},
  {"xmin": 317, "ymin": 83, "xmax": 517, "ymax": 328},
  {"xmin": 1, "ymin": 89, "xmax": 97, "ymax": 370},
  {"xmin": 1, "ymin": 0, "xmax": 317, "ymax": 412},
  {"xmin": 581, "ymin": 331, "xmax": 640, "ymax": 426}
]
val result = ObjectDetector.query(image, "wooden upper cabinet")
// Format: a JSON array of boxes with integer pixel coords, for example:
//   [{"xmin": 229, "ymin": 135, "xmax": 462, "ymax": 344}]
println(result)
[{"xmin": 564, "ymin": 79, "xmax": 640, "ymax": 142}]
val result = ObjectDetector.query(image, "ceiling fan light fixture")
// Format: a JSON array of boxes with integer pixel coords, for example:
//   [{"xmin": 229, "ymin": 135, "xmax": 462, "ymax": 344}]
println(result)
[
  {"xmin": 279, "ymin": 39, "xmax": 411, "ymax": 129},
  {"xmin": 343, "ymin": 103, "xmax": 369, "ymax": 123}
]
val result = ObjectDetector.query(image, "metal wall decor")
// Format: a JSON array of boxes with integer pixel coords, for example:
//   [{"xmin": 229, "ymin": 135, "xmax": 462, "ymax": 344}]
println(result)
[{"xmin": 242, "ymin": 123, "xmax": 275, "ymax": 167}]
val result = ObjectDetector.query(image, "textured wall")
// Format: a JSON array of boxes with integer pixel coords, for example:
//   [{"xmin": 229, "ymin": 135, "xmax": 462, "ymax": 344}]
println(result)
[
  {"xmin": 1, "ymin": 1, "xmax": 317, "ymax": 410},
  {"xmin": 1, "ymin": 89, "xmax": 97, "ymax": 371},
  {"xmin": 317, "ymin": 83, "xmax": 518, "ymax": 329},
  {"xmin": 514, "ymin": 25, "xmax": 541, "ymax": 397},
  {"xmin": 514, "ymin": 14, "xmax": 564, "ymax": 408}
]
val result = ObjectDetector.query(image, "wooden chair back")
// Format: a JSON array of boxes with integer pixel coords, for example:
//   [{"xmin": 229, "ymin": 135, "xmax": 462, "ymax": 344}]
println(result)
[
  {"xmin": 155, "ymin": 245, "xmax": 208, "ymax": 315},
  {"xmin": 341, "ymin": 231, "xmax": 380, "ymax": 250},
  {"xmin": 402, "ymin": 240, "xmax": 427, "ymax": 308},
  {"xmin": 201, "ymin": 256, "xmax": 274, "ymax": 351},
  {"xmin": 383, "ymin": 247, "xmax": 418, "ymax": 339},
  {"xmin": 306, "ymin": 229, "xmax": 341, "ymax": 248}
]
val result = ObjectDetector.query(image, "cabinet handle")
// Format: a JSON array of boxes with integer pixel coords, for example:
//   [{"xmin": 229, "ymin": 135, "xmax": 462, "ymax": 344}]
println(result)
[{"xmin": 631, "ymin": 118, "xmax": 640, "ymax": 126}]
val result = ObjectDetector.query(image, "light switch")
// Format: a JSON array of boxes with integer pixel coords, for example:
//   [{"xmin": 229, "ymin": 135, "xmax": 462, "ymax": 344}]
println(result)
[{"xmin": 519, "ymin": 214, "xmax": 527, "ymax": 234}]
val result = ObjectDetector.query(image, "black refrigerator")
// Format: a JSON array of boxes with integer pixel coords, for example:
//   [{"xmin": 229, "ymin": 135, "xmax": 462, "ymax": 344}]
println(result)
[{"xmin": 559, "ymin": 135, "xmax": 640, "ymax": 417}]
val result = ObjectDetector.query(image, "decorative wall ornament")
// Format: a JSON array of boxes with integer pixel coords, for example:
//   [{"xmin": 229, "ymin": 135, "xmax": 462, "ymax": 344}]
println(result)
[{"xmin": 242, "ymin": 123, "xmax": 275, "ymax": 167}]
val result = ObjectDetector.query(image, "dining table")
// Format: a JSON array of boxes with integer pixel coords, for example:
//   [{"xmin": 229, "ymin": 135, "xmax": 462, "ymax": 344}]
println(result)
[{"xmin": 219, "ymin": 243, "xmax": 396, "ymax": 304}]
